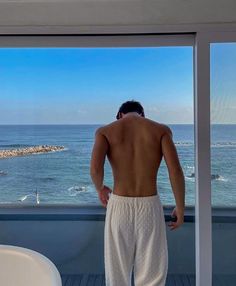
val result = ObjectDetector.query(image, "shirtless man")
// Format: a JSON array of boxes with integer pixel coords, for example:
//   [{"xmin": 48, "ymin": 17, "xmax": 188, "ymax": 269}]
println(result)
[{"xmin": 90, "ymin": 100, "xmax": 185, "ymax": 286}]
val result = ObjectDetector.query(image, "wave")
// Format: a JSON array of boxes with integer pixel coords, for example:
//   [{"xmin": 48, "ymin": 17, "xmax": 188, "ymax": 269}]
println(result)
[
  {"xmin": 175, "ymin": 142, "xmax": 193, "ymax": 147},
  {"xmin": 186, "ymin": 165, "xmax": 194, "ymax": 169},
  {"xmin": 211, "ymin": 142, "xmax": 236, "ymax": 148},
  {"xmin": 214, "ymin": 175, "xmax": 228, "ymax": 182},
  {"xmin": 0, "ymin": 170, "xmax": 7, "ymax": 176},
  {"xmin": 185, "ymin": 172, "xmax": 228, "ymax": 182},
  {"xmin": 175, "ymin": 141, "xmax": 236, "ymax": 147},
  {"xmin": 185, "ymin": 176, "xmax": 195, "ymax": 182},
  {"xmin": 68, "ymin": 185, "xmax": 88, "ymax": 196}
]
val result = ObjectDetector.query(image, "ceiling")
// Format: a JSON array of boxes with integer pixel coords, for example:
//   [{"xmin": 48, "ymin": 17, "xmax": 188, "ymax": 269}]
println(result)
[{"xmin": 0, "ymin": 0, "xmax": 235, "ymax": 27}]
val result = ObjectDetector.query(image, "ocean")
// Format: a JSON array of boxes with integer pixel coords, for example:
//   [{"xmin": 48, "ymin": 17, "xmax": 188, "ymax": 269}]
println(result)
[{"xmin": 0, "ymin": 124, "xmax": 235, "ymax": 206}]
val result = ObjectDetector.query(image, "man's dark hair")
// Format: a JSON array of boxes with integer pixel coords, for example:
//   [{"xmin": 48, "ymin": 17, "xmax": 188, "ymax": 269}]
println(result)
[{"xmin": 116, "ymin": 100, "xmax": 145, "ymax": 120}]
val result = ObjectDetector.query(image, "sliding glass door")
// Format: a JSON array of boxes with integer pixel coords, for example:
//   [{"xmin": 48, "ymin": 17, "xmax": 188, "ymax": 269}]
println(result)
[{"xmin": 210, "ymin": 41, "xmax": 236, "ymax": 285}]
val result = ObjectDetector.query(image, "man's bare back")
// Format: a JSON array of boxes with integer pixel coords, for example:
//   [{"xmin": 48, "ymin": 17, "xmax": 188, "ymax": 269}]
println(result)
[
  {"xmin": 99, "ymin": 113, "xmax": 167, "ymax": 197},
  {"xmin": 90, "ymin": 104, "xmax": 185, "ymax": 230}
]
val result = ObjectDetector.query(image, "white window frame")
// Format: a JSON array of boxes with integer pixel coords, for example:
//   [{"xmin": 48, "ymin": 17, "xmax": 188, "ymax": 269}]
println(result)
[
  {"xmin": 194, "ymin": 32, "xmax": 212, "ymax": 286},
  {"xmin": 194, "ymin": 31, "xmax": 236, "ymax": 286}
]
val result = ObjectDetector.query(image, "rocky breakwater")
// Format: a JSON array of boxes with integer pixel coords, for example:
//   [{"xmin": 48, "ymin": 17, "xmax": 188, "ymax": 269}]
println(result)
[{"xmin": 0, "ymin": 145, "xmax": 65, "ymax": 159}]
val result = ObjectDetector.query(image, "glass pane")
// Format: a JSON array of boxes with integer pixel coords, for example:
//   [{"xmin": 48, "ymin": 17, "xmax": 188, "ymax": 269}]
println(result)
[
  {"xmin": 211, "ymin": 42, "xmax": 236, "ymax": 284},
  {"xmin": 0, "ymin": 47, "xmax": 193, "ymax": 207}
]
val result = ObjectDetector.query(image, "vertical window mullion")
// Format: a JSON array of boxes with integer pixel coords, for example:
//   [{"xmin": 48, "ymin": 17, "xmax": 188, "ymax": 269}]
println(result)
[{"xmin": 194, "ymin": 32, "xmax": 212, "ymax": 286}]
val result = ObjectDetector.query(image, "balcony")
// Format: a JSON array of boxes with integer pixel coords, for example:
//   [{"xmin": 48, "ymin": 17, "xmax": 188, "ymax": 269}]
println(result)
[{"xmin": 0, "ymin": 205, "xmax": 235, "ymax": 286}]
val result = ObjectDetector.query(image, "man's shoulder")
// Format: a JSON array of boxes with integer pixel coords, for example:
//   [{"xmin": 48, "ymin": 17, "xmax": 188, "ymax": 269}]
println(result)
[
  {"xmin": 158, "ymin": 123, "xmax": 172, "ymax": 137},
  {"xmin": 159, "ymin": 123, "xmax": 172, "ymax": 131},
  {"xmin": 101, "ymin": 120, "xmax": 119, "ymax": 130},
  {"xmin": 95, "ymin": 121, "xmax": 117, "ymax": 135},
  {"xmin": 95, "ymin": 126, "xmax": 106, "ymax": 135},
  {"xmin": 146, "ymin": 119, "xmax": 171, "ymax": 132}
]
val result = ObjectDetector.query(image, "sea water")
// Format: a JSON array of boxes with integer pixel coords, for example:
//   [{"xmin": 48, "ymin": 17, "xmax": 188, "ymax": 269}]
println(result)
[{"xmin": 0, "ymin": 124, "xmax": 235, "ymax": 206}]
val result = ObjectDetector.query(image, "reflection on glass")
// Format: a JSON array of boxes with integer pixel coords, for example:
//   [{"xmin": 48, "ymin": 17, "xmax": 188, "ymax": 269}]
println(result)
[{"xmin": 211, "ymin": 42, "xmax": 236, "ymax": 285}]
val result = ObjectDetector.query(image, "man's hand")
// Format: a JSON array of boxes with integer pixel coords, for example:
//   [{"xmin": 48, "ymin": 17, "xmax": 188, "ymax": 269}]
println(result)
[
  {"xmin": 168, "ymin": 207, "xmax": 184, "ymax": 230},
  {"xmin": 97, "ymin": 185, "xmax": 112, "ymax": 208}
]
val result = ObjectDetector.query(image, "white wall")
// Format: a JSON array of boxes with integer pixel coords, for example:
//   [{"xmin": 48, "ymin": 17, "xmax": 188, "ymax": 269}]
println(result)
[{"xmin": 0, "ymin": 0, "xmax": 236, "ymax": 27}]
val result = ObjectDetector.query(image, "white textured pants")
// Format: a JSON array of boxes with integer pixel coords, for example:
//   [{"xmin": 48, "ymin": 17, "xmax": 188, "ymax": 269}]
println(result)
[{"xmin": 104, "ymin": 193, "xmax": 168, "ymax": 286}]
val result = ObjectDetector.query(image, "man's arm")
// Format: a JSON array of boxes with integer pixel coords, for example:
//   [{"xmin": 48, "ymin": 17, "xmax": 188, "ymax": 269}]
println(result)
[
  {"xmin": 161, "ymin": 126, "xmax": 185, "ymax": 230},
  {"xmin": 90, "ymin": 128, "xmax": 112, "ymax": 208},
  {"xmin": 90, "ymin": 128, "xmax": 108, "ymax": 191}
]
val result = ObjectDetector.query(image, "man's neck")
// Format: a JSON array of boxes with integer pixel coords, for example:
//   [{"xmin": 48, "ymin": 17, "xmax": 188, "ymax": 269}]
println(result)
[{"xmin": 123, "ymin": 112, "xmax": 140, "ymax": 118}]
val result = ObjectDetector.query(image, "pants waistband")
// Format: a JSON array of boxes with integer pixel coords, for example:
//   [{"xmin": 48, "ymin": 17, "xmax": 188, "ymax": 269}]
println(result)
[{"xmin": 109, "ymin": 192, "xmax": 160, "ymax": 203}]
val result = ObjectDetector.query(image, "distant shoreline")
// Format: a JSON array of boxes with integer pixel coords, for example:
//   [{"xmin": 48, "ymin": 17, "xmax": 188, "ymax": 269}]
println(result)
[{"xmin": 0, "ymin": 145, "xmax": 65, "ymax": 159}]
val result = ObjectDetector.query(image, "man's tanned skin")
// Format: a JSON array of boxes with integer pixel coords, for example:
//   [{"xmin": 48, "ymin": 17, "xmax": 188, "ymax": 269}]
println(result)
[{"xmin": 90, "ymin": 111, "xmax": 185, "ymax": 230}]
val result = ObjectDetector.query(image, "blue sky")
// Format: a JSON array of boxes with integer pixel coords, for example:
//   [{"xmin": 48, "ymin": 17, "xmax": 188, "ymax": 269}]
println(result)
[{"xmin": 0, "ymin": 44, "xmax": 235, "ymax": 124}]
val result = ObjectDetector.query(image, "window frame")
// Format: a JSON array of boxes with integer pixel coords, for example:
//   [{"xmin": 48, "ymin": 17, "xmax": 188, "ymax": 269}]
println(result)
[
  {"xmin": 194, "ymin": 31, "xmax": 236, "ymax": 286},
  {"xmin": 1, "ymin": 31, "xmax": 236, "ymax": 286}
]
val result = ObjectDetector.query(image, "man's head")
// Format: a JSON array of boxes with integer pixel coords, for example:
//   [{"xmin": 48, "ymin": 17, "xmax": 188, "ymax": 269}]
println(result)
[{"xmin": 116, "ymin": 100, "xmax": 145, "ymax": 120}]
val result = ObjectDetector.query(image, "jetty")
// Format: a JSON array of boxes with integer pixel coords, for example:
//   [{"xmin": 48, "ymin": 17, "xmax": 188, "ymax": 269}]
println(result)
[{"xmin": 0, "ymin": 145, "xmax": 65, "ymax": 159}]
